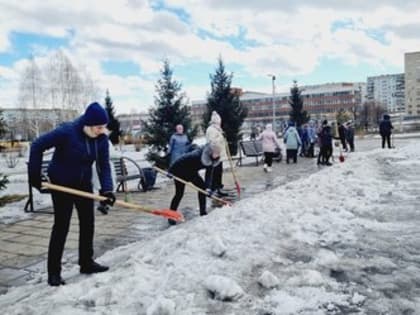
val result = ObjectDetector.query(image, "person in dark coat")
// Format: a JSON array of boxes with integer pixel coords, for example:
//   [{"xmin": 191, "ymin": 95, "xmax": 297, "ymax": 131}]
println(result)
[
  {"xmin": 317, "ymin": 120, "xmax": 333, "ymax": 166},
  {"xmin": 28, "ymin": 102, "xmax": 116, "ymax": 286},
  {"xmin": 345, "ymin": 121, "xmax": 355, "ymax": 152},
  {"xmin": 379, "ymin": 114, "xmax": 394, "ymax": 148},
  {"xmin": 337, "ymin": 122, "xmax": 348, "ymax": 152},
  {"xmin": 167, "ymin": 143, "xmax": 221, "ymax": 225}
]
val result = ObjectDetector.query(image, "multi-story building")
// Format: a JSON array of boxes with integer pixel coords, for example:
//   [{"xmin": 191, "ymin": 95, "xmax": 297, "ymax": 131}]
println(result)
[
  {"xmin": 117, "ymin": 112, "xmax": 149, "ymax": 136},
  {"xmin": 366, "ymin": 74, "xmax": 405, "ymax": 113},
  {"xmin": 405, "ymin": 51, "xmax": 420, "ymax": 117},
  {"xmin": 190, "ymin": 82, "xmax": 365, "ymax": 132}
]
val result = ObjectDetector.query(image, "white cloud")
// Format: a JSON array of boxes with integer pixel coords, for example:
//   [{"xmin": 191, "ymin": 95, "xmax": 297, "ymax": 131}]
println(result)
[{"xmin": 1, "ymin": 1, "xmax": 420, "ymax": 113}]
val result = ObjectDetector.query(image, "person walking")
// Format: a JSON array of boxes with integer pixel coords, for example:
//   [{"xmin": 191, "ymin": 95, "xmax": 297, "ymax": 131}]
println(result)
[
  {"xmin": 168, "ymin": 124, "xmax": 190, "ymax": 166},
  {"xmin": 318, "ymin": 120, "xmax": 333, "ymax": 166},
  {"xmin": 283, "ymin": 121, "xmax": 302, "ymax": 164},
  {"xmin": 167, "ymin": 143, "xmax": 222, "ymax": 225},
  {"xmin": 28, "ymin": 102, "xmax": 116, "ymax": 286},
  {"xmin": 337, "ymin": 122, "xmax": 348, "ymax": 152},
  {"xmin": 258, "ymin": 123, "xmax": 281, "ymax": 172},
  {"xmin": 205, "ymin": 111, "xmax": 228, "ymax": 196},
  {"xmin": 345, "ymin": 121, "xmax": 355, "ymax": 152},
  {"xmin": 379, "ymin": 114, "xmax": 394, "ymax": 149}
]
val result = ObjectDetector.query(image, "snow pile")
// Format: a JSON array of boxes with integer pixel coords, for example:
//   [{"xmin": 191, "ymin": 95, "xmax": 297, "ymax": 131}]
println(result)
[{"xmin": 0, "ymin": 141, "xmax": 419, "ymax": 314}]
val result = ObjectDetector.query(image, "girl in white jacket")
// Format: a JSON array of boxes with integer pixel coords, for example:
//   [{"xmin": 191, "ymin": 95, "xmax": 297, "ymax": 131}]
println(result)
[{"xmin": 205, "ymin": 111, "xmax": 228, "ymax": 196}]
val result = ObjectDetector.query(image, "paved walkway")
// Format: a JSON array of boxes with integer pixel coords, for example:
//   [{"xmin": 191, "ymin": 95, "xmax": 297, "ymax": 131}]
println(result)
[{"xmin": 0, "ymin": 136, "xmax": 412, "ymax": 293}]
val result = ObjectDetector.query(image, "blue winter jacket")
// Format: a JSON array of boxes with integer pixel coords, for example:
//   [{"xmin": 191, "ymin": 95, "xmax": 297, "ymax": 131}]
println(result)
[
  {"xmin": 168, "ymin": 133, "xmax": 190, "ymax": 166},
  {"xmin": 28, "ymin": 117, "xmax": 113, "ymax": 192}
]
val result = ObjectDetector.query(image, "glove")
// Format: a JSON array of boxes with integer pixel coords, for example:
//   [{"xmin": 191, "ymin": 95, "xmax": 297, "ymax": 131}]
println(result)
[
  {"xmin": 101, "ymin": 191, "xmax": 116, "ymax": 206},
  {"xmin": 30, "ymin": 174, "xmax": 49, "ymax": 192}
]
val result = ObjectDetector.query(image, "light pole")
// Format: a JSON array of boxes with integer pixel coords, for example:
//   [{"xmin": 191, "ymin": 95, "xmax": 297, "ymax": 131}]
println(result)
[{"xmin": 267, "ymin": 74, "xmax": 276, "ymax": 130}]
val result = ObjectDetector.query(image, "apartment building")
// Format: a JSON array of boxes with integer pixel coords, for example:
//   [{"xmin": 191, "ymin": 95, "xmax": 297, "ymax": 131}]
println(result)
[
  {"xmin": 366, "ymin": 74, "xmax": 405, "ymax": 113},
  {"xmin": 405, "ymin": 51, "xmax": 420, "ymax": 116}
]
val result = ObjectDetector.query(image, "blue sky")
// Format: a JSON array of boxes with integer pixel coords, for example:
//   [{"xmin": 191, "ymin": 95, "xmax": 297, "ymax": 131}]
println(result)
[{"xmin": 0, "ymin": 1, "xmax": 418, "ymax": 114}]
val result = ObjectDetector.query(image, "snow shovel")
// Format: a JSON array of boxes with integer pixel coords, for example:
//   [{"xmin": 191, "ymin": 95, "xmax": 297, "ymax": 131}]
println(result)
[
  {"xmin": 153, "ymin": 166, "xmax": 233, "ymax": 207},
  {"xmin": 224, "ymin": 139, "xmax": 241, "ymax": 198},
  {"xmin": 42, "ymin": 182, "xmax": 184, "ymax": 222}
]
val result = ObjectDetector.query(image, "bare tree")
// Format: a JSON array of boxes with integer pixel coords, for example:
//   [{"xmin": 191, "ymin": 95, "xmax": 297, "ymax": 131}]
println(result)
[
  {"xmin": 17, "ymin": 51, "xmax": 100, "ymax": 140},
  {"xmin": 359, "ymin": 101, "xmax": 386, "ymax": 132},
  {"xmin": 45, "ymin": 50, "xmax": 99, "ymax": 120},
  {"xmin": 17, "ymin": 56, "xmax": 44, "ymax": 138}
]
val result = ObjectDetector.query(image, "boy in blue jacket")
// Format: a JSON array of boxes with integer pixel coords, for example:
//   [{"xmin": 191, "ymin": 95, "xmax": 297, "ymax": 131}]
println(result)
[{"xmin": 29, "ymin": 102, "xmax": 116, "ymax": 286}]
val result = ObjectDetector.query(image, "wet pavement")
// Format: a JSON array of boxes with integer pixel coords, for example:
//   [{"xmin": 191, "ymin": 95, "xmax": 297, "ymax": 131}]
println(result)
[{"xmin": 0, "ymin": 136, "xmax": 416, "ymax": 300}]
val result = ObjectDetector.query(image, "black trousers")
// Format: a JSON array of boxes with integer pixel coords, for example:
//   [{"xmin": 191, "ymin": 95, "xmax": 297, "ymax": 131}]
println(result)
[
  {"xmin": 170, "ymin": 175, "xmax": 207, "ymax": 215},
  {"xmin": 264, "ymin": 152, "xmax": 274, "ymax": 167},
  {"xmin": 286, "ymin": 149, "xmax": 298, "ymax": 163},
  {"xmin": 205, "ymin": 162, "xmax": 223, "ymax": 191},
  {"xmin": 381, "ymin": 134, "xmax": 391, "ymax": 148},
  {"xmin": 48, "ymin": 188, "xmax": 95, "ymax": 275},
  {"xmin": 339, "ymin": 136, "xmax": 347, "ymax": 150}
]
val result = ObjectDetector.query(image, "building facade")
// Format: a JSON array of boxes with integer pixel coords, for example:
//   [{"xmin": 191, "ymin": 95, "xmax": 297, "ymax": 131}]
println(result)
[
  {"xmin": 405, "ymin": 51, "xmax": 420, "ymax": 117},
  {"xmin": 117, "ymin": 112, "xmax": 149, "ymax": 136},
  {"xmin": 190, "ymin": 82, "xmax": 365, "ymax": 133},
  {"xmin": 366, "ymin": 74, "xmax": 405, "ymax": 113}
]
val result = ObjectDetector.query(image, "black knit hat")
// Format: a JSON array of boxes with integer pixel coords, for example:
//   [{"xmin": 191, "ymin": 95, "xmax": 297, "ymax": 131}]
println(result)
[{"xmin": 83, "ymin": 102, "xmax": 109, "ymax": 126}]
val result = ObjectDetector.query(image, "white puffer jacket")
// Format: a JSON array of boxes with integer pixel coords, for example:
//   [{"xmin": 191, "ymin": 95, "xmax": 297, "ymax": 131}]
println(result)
[{"xmin": 205, "ymin": 111, "xmax": 227, "ymax": 161}]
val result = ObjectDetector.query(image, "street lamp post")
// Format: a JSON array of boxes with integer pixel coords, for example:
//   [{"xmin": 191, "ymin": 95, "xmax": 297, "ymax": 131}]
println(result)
[{"xmin": 268, "ymin": 74, "xmax": 276, "ymax": 130}]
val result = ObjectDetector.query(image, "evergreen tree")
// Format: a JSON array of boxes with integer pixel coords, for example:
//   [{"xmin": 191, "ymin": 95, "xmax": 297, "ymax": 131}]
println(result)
[
  {"xmin": 0, "ymin": 108, "xmax": 7, "ymax": 139},
  {"xmin": 288, "ymin": 80, "xmax": 310, "ymax": 127},
  {"xmin": 104, "ymin": 89, "xmax": 121, "ymax": 144},
  {"xmin": 0, "ymin": 174, "xmax": 8, "ymax": 191},
  {"xmin": 143, "ymin": 59, "xmax": 197, "ymax": 168},
  {"xmin": 203, "ymin": 56, "xmax": 247, "ymax": 155}
]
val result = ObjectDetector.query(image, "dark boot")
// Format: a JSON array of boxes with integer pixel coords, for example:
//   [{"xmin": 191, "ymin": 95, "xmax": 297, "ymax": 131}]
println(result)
[
  {"xmin": 168, "ymin": 219, "xmax": 177, "ymax": 226},
  {"xmin": 216, "ymin": 189, "xmax": 229, "ymax": 197},
  {"xmin": 48, "ymin": 274, "xmax": 66, "ymax": 286},
  {"xmin": 80, "ymin": 261, "xmax": 109, "ymax": 274}
]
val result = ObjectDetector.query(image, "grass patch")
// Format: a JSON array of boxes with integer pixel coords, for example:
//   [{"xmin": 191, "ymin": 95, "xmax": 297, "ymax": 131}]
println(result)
[{"xmin": 0, "ymin": 194, "xmax": 27, "ymax": 207}]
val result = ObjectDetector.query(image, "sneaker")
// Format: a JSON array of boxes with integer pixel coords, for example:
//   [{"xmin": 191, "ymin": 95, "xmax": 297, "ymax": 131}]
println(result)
[
  {"xmin": 263, "ymin": 164, "xmax": 268, "ymax": 172},
  {"xmin": 80, "ymin": 261, "xmax": 109, "ymax": 274},
  {"xmin": 48, "ymin": 274, "xmax": 66, "ymax": 286},
  {"xmin": 267, "ymin": 167, "xmax": 272, "ymax": 172}
]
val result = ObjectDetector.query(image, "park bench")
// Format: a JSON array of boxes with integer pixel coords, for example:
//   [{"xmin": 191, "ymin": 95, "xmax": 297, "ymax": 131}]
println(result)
[
  {"xmin": 236, "ymin": 140, "xmax": 264, "ymax": 166},
  {"xmin": 24, "ymin": 156, "xmax": 156, "ymax": 213},
  {"xmin": 112, "ymin": 156, "xmax": 156, "ymax": 193}
]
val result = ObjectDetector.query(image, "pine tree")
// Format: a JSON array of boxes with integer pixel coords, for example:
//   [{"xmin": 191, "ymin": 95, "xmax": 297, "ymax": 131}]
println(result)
[
  {"xmin": 143, "ymin": 59, "xmax": 197, "ymax": 168},
  {"xmin": 104, "ymin": 90, "xmax": 121, "ymax": 145},
  {"xmin": 203, "ymin": 56, "xmax": 247, "ymax": 155},
  {"xmin": 288, "ymin": 80, "xmax": 310, "ymax": 127}
]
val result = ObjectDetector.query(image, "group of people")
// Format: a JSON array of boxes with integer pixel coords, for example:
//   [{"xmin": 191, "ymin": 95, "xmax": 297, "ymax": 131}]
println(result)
[
  {"xmin": 166, "ymin": 111, "xmax": 230, "ymax": 224},
  {"xmin": 28, "ymin": 100, "xmax": 395, "ymax": 287},
  {"xmin": 28, "ymin": 105, "xmax": 231, "ymax": 286}
]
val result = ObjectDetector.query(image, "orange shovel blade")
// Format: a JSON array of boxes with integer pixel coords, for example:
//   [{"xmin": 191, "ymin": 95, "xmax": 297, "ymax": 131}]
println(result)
[{"xmin": 152, "ymin": 209, "xmax": 185, "ymax": 222}]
